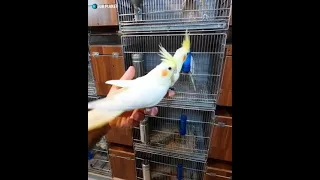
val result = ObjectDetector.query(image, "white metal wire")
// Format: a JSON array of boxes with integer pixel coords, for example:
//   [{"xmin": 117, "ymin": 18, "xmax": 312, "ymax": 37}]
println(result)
[
  {"xmin": 135, "ymin": 150, "xmax": 206, "ymax": 180},
  {"xmin": 133, "ymin": 106, "xmax": 215, "ymax": 161},
  {"xmin": 117, "ymin": 0, "xmax": 232, "ymax": 32},
  {"xmin": 122, "ymin": 32, "xmax": 226, "ymax": 110},
  {"xmin": 88, "ymin": 137, "xmax": 112, "ymax": 178},
  {"xmin": 88, "ymin": 60, "xmax": 97, "ymax": 96},
  {"xmin": 88, "ymin": 95, "xmax": 101, "ymax": 102}
]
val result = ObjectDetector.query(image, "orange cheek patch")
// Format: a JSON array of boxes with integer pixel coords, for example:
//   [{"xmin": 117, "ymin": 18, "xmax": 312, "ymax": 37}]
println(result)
[
  {"xmin": 161, "ymin": 69, "xmax": 168, "ymax": 76},
  {"xmin": 183, "ymin": 55, "xmax": 187, "ymax": 61}
]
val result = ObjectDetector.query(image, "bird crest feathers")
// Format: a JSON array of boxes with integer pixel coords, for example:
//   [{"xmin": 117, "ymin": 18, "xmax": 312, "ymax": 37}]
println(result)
[
  {"xmin": 182, "ymin": 29, "xmax": 191, "ymax": 53},
  {"xmin": 158, "ymin": 44, "xmax": 177, "ymax": 69}
]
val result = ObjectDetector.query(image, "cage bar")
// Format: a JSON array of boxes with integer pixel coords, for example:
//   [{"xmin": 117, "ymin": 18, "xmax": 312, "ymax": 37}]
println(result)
[
  {"xmin": 117, "ymin": 0, "xmax": 232, "ymax": 33},
  {"xmin": 135, "ymin": 150, "xmax": 206, "ymax": 180},
  {"xmin": 133, "ymin": 106, "xmax": 215, "ymax": 161},
  {"xmin": 88, "ymin": 137, "xmax": 112, "ymax": 178},
  {"xmin": 121, "ymin": 32, "xmax": 226, "ymax": 110}
]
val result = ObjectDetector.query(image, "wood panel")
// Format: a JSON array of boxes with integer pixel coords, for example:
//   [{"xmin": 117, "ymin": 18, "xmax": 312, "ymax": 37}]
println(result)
[
  {"xmin": 218, "ymin": 56, "xmax": 232, "ymax": 106},
  {"xmin": 109, "ymin": 144, "xmax": 136, "ymax": 180},
  {"xmin": 208, "ymin": 107, "xmax": 232, "ymax": 162},
  {"xmin": 88, "ymin": 0, "xmax": 118, "ymax": 26},
  {"xmin": 226, "ymin": 45, "xmax": 232, "ymax": 56},
  {"xmin": 105, "ymin": 127, "xmax": 133, "ymax": 146},
  {"xmin": 204, "ymin": 159, "xmax": 232, "ymax": 180},
  {"xmin": 226, "ymin": 28, "xmax": 232, "ymax": 43},
  {"xmin": 89, "ymin": 45, "xmax": 122, "ymax": 55},
  {"xmin": 220, "ymin": 56, "xmax": 232, "ymax": 90},
  {"xmin": 90, "ymin": 55, "xmax": 125, "ymax": 96},
  {"xmin": 218, "ymin": 90, "xmax": 232, "ymax": 107}
]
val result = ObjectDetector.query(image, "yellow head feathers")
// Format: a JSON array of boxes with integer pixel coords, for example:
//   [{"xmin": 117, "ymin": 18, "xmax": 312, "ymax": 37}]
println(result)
[
  {"xmin": 158, "ymin": 44, "xmax": 177, "ymax": 69},
  {"xmin": 182, "ymin": 30, "xmax": 191, "ymax": 53}
]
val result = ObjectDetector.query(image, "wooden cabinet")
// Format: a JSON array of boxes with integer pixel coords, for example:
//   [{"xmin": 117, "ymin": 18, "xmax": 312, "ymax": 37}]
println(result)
[
  {"xmin": 225, "ymin": 45, "xmax": 232, "ymax": 56},
  {"xmin": 105, "ymin": 127, "xmax": 133, "ymax": 146},
  {"xmin": 208, "ymin": 107, "xmax": 232, "ymax": 162},
  {"xmin": 109, "ymin": 144, "xmax": 136, "ymax": 180},
  {"xmin": 226, "ymin": 27, "xmax": 232, "ymax": 43},
  {"xmin": 218, "ymin": 54, "xmax": 232, "ymax": 106},
  {"xmin": 204, "ymin": 159, "xmax": 232, "ymax": 180},
  {"xmin": 89, "ymin": 45, "xmax": 125, "ymax": 96},
  {"xmin": 90, "ymin": 44, "xmax": 132, "ymax": 146},
  {"xmin": 88, "ymin": 0, "xmax": 118, "ymax": 26}
]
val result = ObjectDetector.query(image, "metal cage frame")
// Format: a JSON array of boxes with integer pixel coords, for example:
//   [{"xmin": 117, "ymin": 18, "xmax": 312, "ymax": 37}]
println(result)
[
  {"xmin": 133, "ymin": 105, "xmax": 215, "ymax": 162},
  {"xmin": 88, "ymin": 41, "xmax": 97, "ymax": 96},
  {"xmin": 121, "ymin": 32, "xmax": 227, "ymax": 110},
  {"xmin": 88, "ymin": 137, "xmax": 112, "ymax": 178},
  {"xmin": 116, "ymin": 0, "xmax": 232, "ymax": 33},
  {"xmin": 135, "ymin": 149, "xmax": 206, "ymax": 180},
  {"xmin": 88, "ymin": 61, "xmax": 97, "ymax": 96}
]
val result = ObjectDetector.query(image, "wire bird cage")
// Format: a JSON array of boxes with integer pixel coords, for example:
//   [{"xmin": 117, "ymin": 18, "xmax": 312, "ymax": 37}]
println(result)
[
  {"xmin": 117, "ymin": 0, "xmax": 232, "ymax": 33},
  {"xmin": 135, "ymin": 149, "xmax": 206, "ymax": 180},
  {"xmin": 133, "ymin": 106, "xmax": 215, "ymax": 161},
  {"xmin": 88, "ymin": 95, "xmax": 102, "ymax": 103},
  {"xmin": 88, "ymin": 137, "xmax": 112, "ymax": 178},
  {"xmin": 121, "ymin": 32, "xmax": 226, "ymax": 110},
  {"xmin": 88, "ymin": 55, "xmax": 97, "ymax": 96}
]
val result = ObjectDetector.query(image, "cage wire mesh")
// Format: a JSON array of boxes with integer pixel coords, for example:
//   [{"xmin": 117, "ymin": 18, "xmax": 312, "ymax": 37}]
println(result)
[
  {"xmin": 88, "ymin": 137, "xmax": 112, "ymax": 178},
  {"xmin": 135, "ymin": 149, "xmax": 206, "ymax": 180},
  {"xmin": 88, "ymin": 50, "xmax": 97, "ymax": 96},
  {"xmin": 134, "ymin": 106, "xmax": 215, "ymax": 161},
  {"xmin": 117, "ymin": 0, "xmax": 232, "ymax": 32},
  {"xmin": 88, "ymin": 95, "xmax": 103, "ymax": 102},
  {"xmin": 121, "ymin": 32, "xmax": 226, "ymax": 110},
  {"xmin": 88, "ymin": 63, "xmax": 97, "ymax": 96}
]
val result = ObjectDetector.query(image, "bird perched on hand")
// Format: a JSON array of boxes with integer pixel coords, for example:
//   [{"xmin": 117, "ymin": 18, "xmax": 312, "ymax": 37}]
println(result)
[{"xmin": 88, "ymin": 45, "xmax": 177, "ymax": 131}]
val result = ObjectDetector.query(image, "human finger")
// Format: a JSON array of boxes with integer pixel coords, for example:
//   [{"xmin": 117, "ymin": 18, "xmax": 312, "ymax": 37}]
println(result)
[
  {"xmin": 109, "ymin": 66, "xmax": 136, "ymax": 93},
  {"xmin": 165, "ymin": 90, "xmax": 176, "ymax": 98},
  {"xmin": 128, "ymin": 109, "xmax": 144, "ymax": 121}
]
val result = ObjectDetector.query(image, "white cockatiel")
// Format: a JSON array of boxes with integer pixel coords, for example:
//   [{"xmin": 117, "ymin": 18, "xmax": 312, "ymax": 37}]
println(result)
[
  {"xmin": 169, "ymin": 30, "xmax": 191, "ymax": 88},
  {"xmin": 88, "ymin": 46, "xmax": 177, "ymax": 131}
]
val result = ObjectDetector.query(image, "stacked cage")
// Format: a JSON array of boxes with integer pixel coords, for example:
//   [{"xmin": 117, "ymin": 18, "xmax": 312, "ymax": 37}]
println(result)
[
  {"xmin": 116, "ymin": 0, "xmax": 232, "ymax": 179},
  {"xmin": 88, "ymin": 34, "xmax": 97, "ymax": 97},
  {"xmin": 88, "ymin": 136, "xmax": 113, "ymax": 179},
  {"xmin": 88, "ymin": 59, "xmax": 97, "ymax": 97}
]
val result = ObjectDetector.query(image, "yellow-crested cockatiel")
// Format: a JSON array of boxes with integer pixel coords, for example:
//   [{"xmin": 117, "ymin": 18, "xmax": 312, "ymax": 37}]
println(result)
[{"xmin": 88, "ymin": 46, "xmax": 177, "ymax": 131}]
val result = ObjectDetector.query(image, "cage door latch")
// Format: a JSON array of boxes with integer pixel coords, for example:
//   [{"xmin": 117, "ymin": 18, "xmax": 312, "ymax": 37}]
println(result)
[
  {"xmin": 206, "ymin": 172, "xmax": 216, "ymax": 177},
  {"xmin": 92, "ymin": 52, "xmax": 99, "ymax": 58},
  {"xmin": 217, "ymin": 122, "xmax": 225, "ymax": 127},
  {"xmin": 112, "ymin": 52, "xmax": 119, "ymax": 58}
]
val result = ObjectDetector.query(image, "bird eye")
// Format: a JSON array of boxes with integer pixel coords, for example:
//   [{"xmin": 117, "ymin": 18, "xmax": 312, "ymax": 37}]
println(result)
[{"xmin": 168, "ymin": 67, "xmax": 172, "ymax": 70}]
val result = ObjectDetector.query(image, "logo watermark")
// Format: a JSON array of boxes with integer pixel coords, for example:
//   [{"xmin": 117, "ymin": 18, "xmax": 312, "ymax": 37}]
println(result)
[{"xmin": 91, "ymin": 3, "xmax": 117, "ymax": 9}]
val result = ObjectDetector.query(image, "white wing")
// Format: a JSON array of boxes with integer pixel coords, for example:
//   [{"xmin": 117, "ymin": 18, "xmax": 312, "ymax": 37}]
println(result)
[
  {"xmin": 88, "ymin": 83, "xmax": 168, "ymax": 112},
  {"xmin": 105, "ymin": 76, "xmax": 146, "ymax": 88},
  {"xmin": 105, "ymin": 80, "xmax": 136, "ymax": 88}
]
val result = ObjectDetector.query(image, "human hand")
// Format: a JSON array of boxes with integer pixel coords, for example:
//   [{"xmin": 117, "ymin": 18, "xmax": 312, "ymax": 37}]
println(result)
[{"xmin": 88, "ymin": 66, "xmax": 175, "ymax": 149}]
